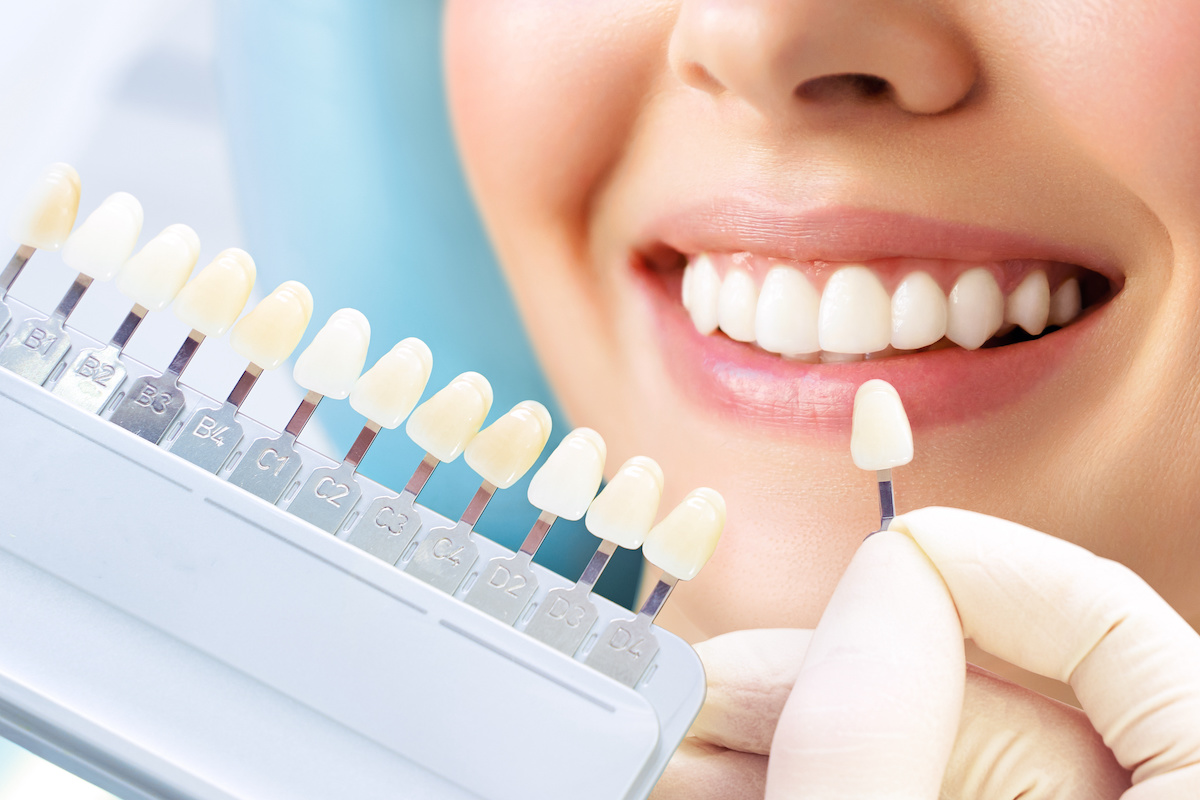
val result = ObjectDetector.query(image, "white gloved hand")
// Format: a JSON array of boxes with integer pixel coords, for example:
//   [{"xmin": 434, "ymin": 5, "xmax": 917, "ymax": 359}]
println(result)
[{"xmin": 653, "ymin": 507, "xmax": 1200, "ymax": 799}]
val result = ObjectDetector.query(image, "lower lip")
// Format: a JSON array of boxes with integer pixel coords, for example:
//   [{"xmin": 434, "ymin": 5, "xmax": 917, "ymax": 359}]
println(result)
[{"xmin": 636, "ymin": 264, "xmax": 1094, "ymax": 434}]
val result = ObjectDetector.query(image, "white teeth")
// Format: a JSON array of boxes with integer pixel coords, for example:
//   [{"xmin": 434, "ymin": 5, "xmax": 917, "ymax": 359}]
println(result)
[
  {"xmin": 891, "ymin": 271, "xmax": 947, "ymax": 350},
  {"xmin": 716, "ymin": 268, "xmax": 758, "ymax": 342},
  {"xmin": 1005, "ymin": 271, "xmax": 1050, "ymax": 336},
  {"xmin": 9, "ymin": 163, "xmax": 81, "ymax": 251},
  {"xmin": 1049, "ymin": 277, "xmax": 1082, "ymax": 327},
  {"xmin": 229, "ymin": 280, "xmax": 314, "ymax": 371},
  {"xmin": 291, "ymin": 308, "xmax": 371, "ymax": 399},
  {"xmin": 527, "ymin": 427, "xmax": 607, "ymax": 521},
  {"xmin": 641, "ymin": 488, "xmax": 726, "ymax": 581},
  {"xmin": 946, "ymin": 268, "xmax": 1004, "ymax": 350},
  {"xmin": 685, "ymin": 254, "xmax": 720, "ymax": 335},
  {"xmin": 755, "ymin": 267, "xmax": 820, "ymax": 356},
  {"xmin": 464, "ymin": 400, "xmax": 553, "ymax": 489},
  {"xmin": 61, "ymin": 192, "xmax": 144, "ymax": 281},
  {"xmin": 349, "ymin": 337, "xmax": 434, "ymax": 429},
  {"xmin": 817, "ymin": 266, "xmax": 891, "ymax": 354}
]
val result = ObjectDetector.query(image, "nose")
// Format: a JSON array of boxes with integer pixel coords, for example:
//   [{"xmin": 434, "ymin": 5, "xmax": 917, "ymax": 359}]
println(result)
[{"xmin": 668, "ymin": 0, "xmax": 977, "ymax": 117}]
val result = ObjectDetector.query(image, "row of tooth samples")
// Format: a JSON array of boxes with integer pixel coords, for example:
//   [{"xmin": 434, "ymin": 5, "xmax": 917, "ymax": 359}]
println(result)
[
  {"xmin": 1, "ymin": 164, "xmax": 726, "ymax": 688},
  {"xmin": 683, "ymin": 253, "xmax": 1085, "ymax": 358}
]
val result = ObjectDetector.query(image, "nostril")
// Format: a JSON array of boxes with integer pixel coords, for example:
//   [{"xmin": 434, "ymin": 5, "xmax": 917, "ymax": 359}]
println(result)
[
  {"xmin": 796, "ymin": 73, "xmax": 893, "ymax": 104},
  {"xmin": 678, "ymin": 60, "xmax": 726, "ymax": 95}
]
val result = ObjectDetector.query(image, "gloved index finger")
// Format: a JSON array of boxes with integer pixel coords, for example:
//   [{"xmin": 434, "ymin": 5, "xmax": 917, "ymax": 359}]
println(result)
[{"xmin": 891, "ymin": 507, "xmax": 1200, "ymax": 790}]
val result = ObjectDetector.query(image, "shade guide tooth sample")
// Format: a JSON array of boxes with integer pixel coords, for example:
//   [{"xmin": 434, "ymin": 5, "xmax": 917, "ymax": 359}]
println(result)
[
  {"xmin": 346, "ymin": 371, "xmax": 493, "ymax": 565},
  {"xmin": 525, "ymin": 454, "xmax": 664, "ymax": 655},
  {"xmin": 288, "ymin": 338, "xmax": 433, "ymax": 533},
  {"xmin": 228, "ymin": 308, "xmax": 370, "ymax": 503},
  {"xmin": 406, "ymin": 399, "xmax": 552, "ymax": 594},
  {"xmin": 53, "ymin": 224, "xmax": 202, "ymax": 413},
  {"xmin": 60, "ymin": 192, "xmax": 144, "ymax": 281},
  {"xmin": 170, "ymin": 281, "xmax": 315, "ymax": 473},
  {"xmin": 586, "ymin": 488, "xmax": 726, "ymax": 686},
  {"xmin": 852, "ymin": 378, "xmax": 913, "ymax": 532},
  {"xmin": 8, "ymin": 162, "xmax": 81, "ymax": 251},
  {"xmin": 109, "ymin": 248, "xmax": 258, "ymax": 444},
  {"xmin": 465, "ymin": 428, "xmax": 607, "ymax": 624}
]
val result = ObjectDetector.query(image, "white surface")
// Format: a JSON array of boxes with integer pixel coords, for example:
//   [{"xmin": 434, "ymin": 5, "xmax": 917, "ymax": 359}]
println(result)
[
  {"xmin": 61, "ymin": 192, "xmax": 144, "ymax": 281},
  {"xmin": 642, "ymin": 489, "xmax": 726, "ymax": 582},
  {"xmin": 527, "ymin": 427, "xmax": 607, "ymax": 521},
  {"xmin": 291, "ymin": 308, "xmax": 370, "ymax": 399},
  {"xmin": 850, "ymin": 379, "xmax": 915, "ymax": 471},
  {"xmin": 115, "ymin": 224, "xmax": 202, "ymax": 311}
]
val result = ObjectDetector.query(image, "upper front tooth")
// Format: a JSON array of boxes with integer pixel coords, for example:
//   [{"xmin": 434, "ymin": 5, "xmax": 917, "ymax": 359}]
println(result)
[
  {"xmin": 946, "ymin": 268, "xmax": 1003, "ymax": 350},
  {"xmin": 817, "ymin": 266, "xmax": 891, "ymax": 354},
  {"xmin": 756, "ymin": 267, "xmax": 820, "ymax": 356},
  {"xmin": 1006, "ymin": 271, "xmax": 1050, "ymax": 336},
  {"xmin": 717, "ymin": 268, "xmax": 758, "ymax": 342},
  {"xmin": 61, "ymin": 192, "xmax": 144, "ymax": 280},
  {"xmin": 891, "ymin": 271, "xmax": 947, "ymax": 350},
  {"xmin": 291, "ymin": 308, "xmax": 371, "ymax": 399},
  {"xmin": 687, "ymin": 254, "xmax": 720, "ymax": 335},
  {"xmin": 1049, "ymin": 277, "xmax": 1082, "ymax": 326},
  {"xmin": 9, "ymin": 163, "xmax": 81, "ymax": 251}
]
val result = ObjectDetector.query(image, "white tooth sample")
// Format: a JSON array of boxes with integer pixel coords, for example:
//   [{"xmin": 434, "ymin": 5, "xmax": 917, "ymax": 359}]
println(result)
[
  {"xmin": 891, "ymin": 271, "xmax": 947, "ymax": 350},
  {"xmin": 115, "ymin": 224, "xmax": 201, "ymax": 311},
  {"xmin": 756, "ymin": 267, "xmax": 820, "ymax": 356},
  {"xmin": 716, "ymin": 268, "xmax": 758, "ymax": 342},
  {"xmin": 464, "ymin": 400, "xmax": 553, "ymax": 489},
  {"xmin": 229, "ymin": 281, "xmax": 314, "ymax": 370},
  {"xmin": 1049, "ymin": 277, "xmax": 1082, "ymax": 327},
  {"xmin": 946, "ymin": 267, "xmax": 1004, "ymax": 350},
  {"xmin": 527, "ymin": 427, "xmax": 607, "ymax": 520},
  {"xmin": 817, "ymin": 266, "xmax": 891, "ymax": 354},
  {"xmin": 9, "ymin": 163, "xmax": 81, "ymax": 251},
  {"xmin": 687, "ymin": 254, "xmax": 720, "ymax": 335},
  {"xmin": 641, "ymin": 488, "xmax": 726, "ymax": 581},
  {"xmin": 61, "ymin": 192, "xmax": 145, "ymax": 280},
  {"xmin": 172, "ymin": 248, "xmax": 257, "ymax": 337},
  {"xmin": 850, "ymin": 379, "xmax": 914, "ymax": 471},
  {"xmin": 1005, "ymin": 271, "xmax": 1050, "ymax": 336},
  {"xmin": 291, "ymin": 308, "xmax": 370, "ymax": 399},
  {"xmin": 406, "ymin": 371, "xmax": 494, "ymax": 462},
  {"xmin": 584, "ymin": 455, "xmax": 664, "ymax": 549},
  {"xmin": 349, "ymin": 337, "xmax": 434, "ymax": 428}
]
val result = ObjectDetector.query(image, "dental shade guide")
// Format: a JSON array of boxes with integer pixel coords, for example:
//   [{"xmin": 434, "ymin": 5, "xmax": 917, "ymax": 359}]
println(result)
[
  {"xmin": 851, "ymin": 378, "xmax": 914, "ymax": 533},
  {"xmin": 586, "ymin": 488, "xmax": 726, "ymax": 687},
  {"xmin": 287, "ymin": 337, "xmax": 432, "ymax": 532},
  {"xmin": 53, "ymin": 224, "xmax": 201, "ymax": 413},
  {"xmin": 464, "ymin": 427, "xmax": 607, "ymax": 624},
  {"xmin": 108, "ymin": 248, "xmax": 256, "ymax": 442},
  {"xmin": 0, "ymin": 163, "xmax": 81, "ymax": 335},
  {"xmin": 227, "ymin": 308, "xmax": 370, "ymax": 502},
  {"xmin": 524, "ymin": 455, "xmax": 665, "ymax": 656},
  {"xmin": 169, "ymin": 280, "xmax": 313, "ymax": 472},
  {"xmin": 405, "ymin": 400, "xmax": 553, "ymax": 593},
  {"xmin": 0, "ymin": 192, "xmax": 143, "ymax": 384}
]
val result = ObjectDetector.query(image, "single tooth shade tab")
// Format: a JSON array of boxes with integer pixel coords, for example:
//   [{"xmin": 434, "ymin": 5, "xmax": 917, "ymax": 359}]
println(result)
[
  {"xmin": 9, "ymin": 162, "xmax": 81, "ymax": 250},
  {"xmin": 947, "ymin": 267, "xmax": 1003, "ymax": 350},
  {"xmin": 291, "ymin": 308, "xmax": 371, "ymax": 398},
  {"xmin": 349, "ymin": 337, "xmax": 433, "ymax": 428},
  {"xmin": 172, "ymin": 248, "xmax": 257, "ymax": 337},
  {"xmin": 61, "ymin": 192, "xmax": 144, "ymax": 280},
  {"xmin": 818, "ymin": 266, "xmax": 892, "ymax": 354},
  {"xmin": 891, "ymin": 271, "xmax": 947, "ymax": 350},
  {"xmin": 406, "ymin": 371, "xmax": 494, "ymax": 462},
  {"xmin": 716, "ymin": 268, "xmax": 758, "ymax": 342},
  {"xmin": 688, "ymin": 254, "xmax": 720, "ymax": 335},
  {"xmin": 464, "ymin": 400, "xmax": 553, "ymax": 489},
  {"xmin": 641, "ymin": 488, "xmax": 726, "ymax": 581},
  {"xmin": 527, "ymin": 427, "xmax": 607, "ymax": 520},
  {"xmin": 1049, "ymin": 277, "xmax": 1082, "ymax": 326},
  {"xmin": 115, "ymin": 224, "xmax": 201, "ymax": 311},
  {"xmin": 851, "ymin": 379, "xmax": 914, "ymax": 471},
  {"xmin": 1006, "ymin": 271, "xmax": 1050, "ymax": 336},
  {"xmin": 229, "ymin": 281, "xmax": 314, "ymax": 370},
  {"xmin": 756, "ymin": 267, "xmax": 820, "ymax": 356},
  {"xmin": 584, "ymin": 455, "xmax": 665, "ymax": 549}
]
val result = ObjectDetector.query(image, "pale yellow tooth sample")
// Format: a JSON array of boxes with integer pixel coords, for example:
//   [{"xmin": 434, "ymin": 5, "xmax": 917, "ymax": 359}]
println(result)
[
  {"xmin": 464, "ymin": 400, "xmax": 553, "ymax": 489},
  {"xmin": 1005, "ymin": 271, "xmax": 1050, "ymax": 336},
  {"xmin": 642, "ymin": 488, "xmax": 726, "ymax": 581},
  {"xmin": 584, "ymin": 455, "xmax": 665, "ymax": 549},
  {"xmin": 406, "ymin": 371, "xmax": 494, "ymax": 462},
  {"xmin": 61, "ymin": 192, "xmax": 144, "ymax": 280},
  {"xmin": 1049, "ymin": 277, "xmax": 1082, "ymax": 327},
  {"xmin": 9, "ymin": 162, "xmax": 81, "ymax": 251},
  {"xmin": 851, "ymin": 379, "xmax": 914, "ymax": 471},
  {"xmin": 349, "ymin": 337, "xmax": 434, "ymax": 428},
  {"xmin": 291, "ymin": 308, "xmax": 371, "ymax": 399},
  {"xmin": 172, "ymin": 248, "xmax": 256, "ymax": 336},
  {"xmin": 527, "ymin": 427, "xmax": 607, "ymax": 520},
  {"xmin": 229, "ymin": 281, "xmax": 314, "ymax": 370},
  {"xmin": 115, "ymin": 224, "xmax": 201, "ymax": 311}
]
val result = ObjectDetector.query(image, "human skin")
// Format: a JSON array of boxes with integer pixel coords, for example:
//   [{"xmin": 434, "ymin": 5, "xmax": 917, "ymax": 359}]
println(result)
[{"xmin": 442, "ymin": 0, "xmax": 1200, "ymax": 697}]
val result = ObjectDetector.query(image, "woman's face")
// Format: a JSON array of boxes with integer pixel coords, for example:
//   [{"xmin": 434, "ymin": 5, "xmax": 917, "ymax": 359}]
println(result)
[{"xmin": 444, "ymin": 0, "xmax": 1200, "ymax": 640}]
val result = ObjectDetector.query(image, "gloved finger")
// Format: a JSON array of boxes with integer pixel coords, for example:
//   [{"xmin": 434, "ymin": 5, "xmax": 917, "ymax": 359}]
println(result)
[
  {"xmin": 892, "ymin": 507, "xmax": 1200, "ymax": 796},
  {"xmin": 690, "ymin": 628, "xmax": 814, "ymax": 755},
  {"xmin": 765, "ymin": 530, "xmax": 965, "ymax": 799},
  {"xmin": 651, "ymin": 738, "xmax": 767, "ymax": 800}
]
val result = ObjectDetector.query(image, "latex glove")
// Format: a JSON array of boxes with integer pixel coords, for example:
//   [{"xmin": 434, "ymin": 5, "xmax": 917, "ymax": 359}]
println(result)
[{"xmin": 654, "ymin": 507, "xmax": 1200, "ymax": 799}]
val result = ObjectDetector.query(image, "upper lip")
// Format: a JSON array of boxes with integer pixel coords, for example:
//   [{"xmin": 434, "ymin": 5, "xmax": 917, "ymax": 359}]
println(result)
[{"xmin": 634, "ymin": 197, "xmax": 1124, "ymax": 284}]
